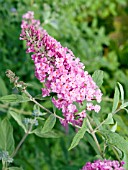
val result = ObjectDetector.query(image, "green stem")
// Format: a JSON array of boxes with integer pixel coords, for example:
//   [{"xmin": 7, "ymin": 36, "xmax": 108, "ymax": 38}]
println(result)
[
  {"xmin": 2, "ymin": 160, "xmax": 8, "ymax": 170},
  {"xmin": 23, "ymin": 90, "xmax": 81, "ymax": 128},
  {"xmin": 86, "ymin": 118, "xmax": 103, "ymax": 158},
  {"xmin": 11, "ymin": 89, "xmax": 81, "ymax": 159},
  {"xmin": 24, "ymin": 90, "xmax": 59, "ymax": 117},
  {"xmin": 11, "ymin": 123, "xmax": 33, "ymax": 158},
  {"xmin": 94, "ymin": 107, "xmax": 121, "ymax": 132}
]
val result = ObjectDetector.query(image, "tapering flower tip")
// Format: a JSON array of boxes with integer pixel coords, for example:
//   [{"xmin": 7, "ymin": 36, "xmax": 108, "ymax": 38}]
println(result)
[
  {"xmin": 20, "ymin": 11, "xmax": 103, "ymax": 126},
  {"xmin": 22, "ymin": 11, "xmax": 34, "ymax": 19},
  {"xmin": 82, "ymin": 160, "xmax": 125, "ymax": 170}
]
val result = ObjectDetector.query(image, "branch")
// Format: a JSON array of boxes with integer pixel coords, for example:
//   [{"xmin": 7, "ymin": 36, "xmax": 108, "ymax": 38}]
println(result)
[{"xmin": 86, "ymin": 118, "xmax": 103, "ymax": 158}]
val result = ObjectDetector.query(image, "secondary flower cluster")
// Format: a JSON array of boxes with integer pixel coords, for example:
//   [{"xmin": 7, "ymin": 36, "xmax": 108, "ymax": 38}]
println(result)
[
  {"xmin": 82, "ymin": 159, "xmax": 125, "ymax": 170},
  {"xmin": 20, "ymin": 11, "xmax": 102, "ymax": 126}
]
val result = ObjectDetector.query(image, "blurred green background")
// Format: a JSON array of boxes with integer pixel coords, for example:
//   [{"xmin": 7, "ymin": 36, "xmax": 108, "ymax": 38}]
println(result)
[{"xmin": 0, "ymin": 0, "xmax": 128, "ymax": 169}]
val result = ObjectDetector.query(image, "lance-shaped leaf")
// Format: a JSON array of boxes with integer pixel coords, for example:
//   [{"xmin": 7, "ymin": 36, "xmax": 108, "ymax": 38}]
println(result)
[
  {"xmin": 68, "ymin": 118, "xmax": 87, "ymax": 150},
  {"xmin": 104, "ymin": 113, "xmax": 114, "ymax": 125},
  {"xmin": 42, "ymin": 114, "xmax": 56, "ymax": 133},
  {"xmin": 9, "ymin": 111, "xmax": 27, "ymax": 132},
  {"xmin": 9, "ymin": 167, "xmax": 24, "ymax": 170},
  {"xmin": 102, "ymin": 130, "xmax": 128, "ymax": 169},
  {"xmin": 110, "ymin": 122, "xmax": 117, "ymax": 132},
  {"xmin": 92, "ymin": 70, "xmax": 104, "ymax": 87},
  {"xmin": 32, "ymin": 127, "xmax": 61, "ymax": 138},
  {"xmin": 118, "ymin": 82, "xmax": 124, "ymax": 104},
  {"xmin": 0, "ymin": 118, "xmax": 15, "ymax": 154},
  {"xmin": 0, "ymin": 94, "xmax": 30, "ymax": 103},
  {"xmin": 85, "ymin": 132, "xmax": 100, "ymax": 155},
  {"xmin": 112, "ymin": 86, "xmax": 119, "ymax": 112}
]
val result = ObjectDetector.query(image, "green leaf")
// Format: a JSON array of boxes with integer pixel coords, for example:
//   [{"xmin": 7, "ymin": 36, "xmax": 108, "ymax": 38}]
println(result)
[
  {"xmin": 118, "ymin": 82, "xmax": 124, "ymax": 104},
  {"xmin": 112, "ymin": 86, "xmax": 119, "ymax": 112},
  {"xmin": 114, "ymin": 114, "xmax": 128, "ymax": 133},
  {"xmin": 52, "ymin": 102, "xmax": 56, "ymax": 114},
  {"xmin": 42, "ymin": 114, "xmax": 56, "ymax": 133},
  {"xmin": 68, "ymin": 118, "xmax": 87, "ymax": 150},
  {"xmin": 9, "ymin": 111, "xmax": 27, "ymax": 132},
  {"xmin": 92, "ymin": 70, "xmax": 104, "ymax": 87},
  {"xmin": 35, "ymin": 131, "xmax": 60, "ymax": 138},
  {"xmin": 123, "ymin": 153, "xmax": 128, "ymax": 169},
  {"xmin": 0, "ymin": 76, "xmax": 8, "ymax": 96},
  {"xmin": 112, "ymin": 146, "xmax": 123, "ymax": 159},
  {"xmin": 9, "ymin": 167, "xmax": 23, "ymax": 170},
  {"xmin": 110, "ymin": 122, "xmax": 117, "ymax": 132},
  {"xmin": 120, "ymin": 102, "xmax": 128, "ymax": 109},
  {"xmin": 85, "ymin": 132, "xmax": 100, "ymax": 155},
  {"xmin": 92, "ymin": 112, "xmax": 100, "ymax": 126},
  {"xmin": 94, "ymin": 154, "xmax": 104, "ymax": 160},
  {"xmin": 33, "ymin": 128, "xmax": 61, "ymax": 138},
  {"xmin": 33, "ymin": 104, "xmax": 47, "ymax": 116},
  {"xmin": 0, "ymin": 94, "xmax": 30, "ymax": 103},
  {"xmin": 102, "ymin": 130, "xmax": 128, "ymax": 168},
  {"xmin": 0, "ymin": 118, "xmax": 15, "ymax": 154},
  {"xmin": 104, "ymin": 113, "xmax": 114, "ymax": 124},
  {"xmin": 123, "ymin": 108, "xmax": 128, "ymax": 113},
  {"xmin": 36, "ymin": 117, "xmax": 45, "ymax": 121}
]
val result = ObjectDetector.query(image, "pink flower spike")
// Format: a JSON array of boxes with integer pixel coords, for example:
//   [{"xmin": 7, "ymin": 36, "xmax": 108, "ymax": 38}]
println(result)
[{"xmin": 20, "ymin": 11, "xmax": 103, "ymax": 127}]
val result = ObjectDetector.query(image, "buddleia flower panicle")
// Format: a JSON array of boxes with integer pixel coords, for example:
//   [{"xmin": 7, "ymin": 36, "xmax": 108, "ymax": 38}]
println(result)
[{"xmin": 20, "ymin": 11, "xmax": 102, "ymax": 127}]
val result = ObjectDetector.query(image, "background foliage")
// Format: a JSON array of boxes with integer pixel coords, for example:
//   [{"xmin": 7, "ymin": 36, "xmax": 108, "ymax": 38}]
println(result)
[{"xmin": 0, "ymin": 0, "xmax": 128, "ymax": 169}]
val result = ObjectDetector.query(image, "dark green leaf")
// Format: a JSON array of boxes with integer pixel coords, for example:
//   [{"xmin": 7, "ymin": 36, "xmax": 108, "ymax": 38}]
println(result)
[
  {"xmin": 0, "ymin": 118, "xmax": 15, "ymax": 154},
  {"xmin": 42, "ymin": 114, "xmax": 56, "ymax": 133},
  {"xmin": 68, "ymin": 118, "xmax": 87, "ymax": 150},
  {"xmin": 92, "ymin": 70, "xmax": 104, "ymax": 87},
  {"xmin": 112, "ymin": 86, "xmax": 119, "ymax": 112}
]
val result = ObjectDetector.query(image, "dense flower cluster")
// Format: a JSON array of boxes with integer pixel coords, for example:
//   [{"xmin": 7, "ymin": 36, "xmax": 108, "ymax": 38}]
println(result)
[
  {"xmin": 20, "ymin": 11, "xmax": 102, "ymax": 126},
  {"xmin": 82, "ymin": 159, "xmax": 125, "ymax": 170}
]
